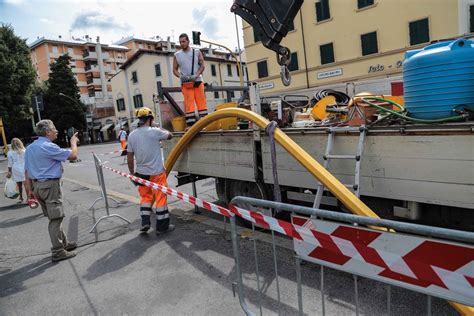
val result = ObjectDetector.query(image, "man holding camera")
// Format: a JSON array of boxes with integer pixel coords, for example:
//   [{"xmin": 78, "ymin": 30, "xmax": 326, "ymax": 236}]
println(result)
[{"xmin": 173, "ymin": 33, "xmax": 208, "ymax": 128}]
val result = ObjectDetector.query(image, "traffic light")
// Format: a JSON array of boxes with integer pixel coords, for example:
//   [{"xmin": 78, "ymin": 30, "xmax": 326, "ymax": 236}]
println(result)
[{"xmin": 192, "ymin": 31, "xmax": 201, "ymax": 45}]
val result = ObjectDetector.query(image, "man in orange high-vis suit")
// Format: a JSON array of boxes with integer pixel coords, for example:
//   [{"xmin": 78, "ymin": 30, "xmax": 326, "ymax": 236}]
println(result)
[
  {"xmin": 173, "ymin": 33, "xmax": 208, "ymax": 128},
  {"xmin": 127, "ymin": 107, "xmax": 174, "ymax": 235}
]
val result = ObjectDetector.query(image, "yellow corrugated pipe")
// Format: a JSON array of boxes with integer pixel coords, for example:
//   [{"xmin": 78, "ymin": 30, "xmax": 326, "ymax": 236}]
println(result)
[
  {"xmin": 165, "ymin": 108, "xmax": 378, "ymax": 218},
  {"xmin": 164, "ymin": 108, "xmax": 473, "ymax": 315}
]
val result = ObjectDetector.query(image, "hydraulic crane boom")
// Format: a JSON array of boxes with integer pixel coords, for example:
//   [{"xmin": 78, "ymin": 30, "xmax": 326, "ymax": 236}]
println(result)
[{"xmin": 231, "ymin": 0, "xmax": 304, "ymax": 86}]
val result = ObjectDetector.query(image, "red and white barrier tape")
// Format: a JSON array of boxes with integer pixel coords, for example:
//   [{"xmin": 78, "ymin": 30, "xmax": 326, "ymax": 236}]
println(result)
[
  {"xmin": 103, "ymin": 166, "xmax": 232, "ymax": 218},
  {"xmin": 102, "ymin": 165, "xmax": 474, "ymax": 305}
]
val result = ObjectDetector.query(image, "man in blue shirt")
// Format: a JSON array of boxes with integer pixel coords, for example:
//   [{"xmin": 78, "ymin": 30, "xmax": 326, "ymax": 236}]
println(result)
[{"xmin": 24, "ymin": 119, "xmax": 79, "ymax": 262}]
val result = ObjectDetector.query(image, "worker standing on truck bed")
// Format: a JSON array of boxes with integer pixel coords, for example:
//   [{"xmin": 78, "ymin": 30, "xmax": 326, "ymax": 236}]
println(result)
[
  {"xmin": 173, "ymin": 33, "xmax": 207, "ymax": 128},
  {"xmin": 127, "ymin": 107, "xmax": 175, "ymax": 235}
]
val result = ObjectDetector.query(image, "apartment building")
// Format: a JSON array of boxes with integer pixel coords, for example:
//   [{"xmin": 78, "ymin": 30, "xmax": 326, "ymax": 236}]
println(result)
[
  {"xmin": 114, "ymin": 36, "xmax": 177, "ymax": 59},
  {"xmin": 110, "ymin": 47, "xmax": 245, "ymax": 130},
  {"xmin": 243, "ymin": 0, "xmax": 474, "ymax": 95},
  {"xmin": 29, "ymin": 36, "xmax": 129, "ymax": 139}
]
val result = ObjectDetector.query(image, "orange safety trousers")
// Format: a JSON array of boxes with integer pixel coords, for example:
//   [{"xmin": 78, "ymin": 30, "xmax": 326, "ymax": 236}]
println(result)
[
  {"xmin": 182, "ymin": 82, "xmax": 208, "ymax": 126},
  {"xmin": 120, "ymin": 140, "xmax": 127, "ymax": 150},
  {"xmin": 138, "ymin": 172, "xmax": 169, "ymax": 231}
]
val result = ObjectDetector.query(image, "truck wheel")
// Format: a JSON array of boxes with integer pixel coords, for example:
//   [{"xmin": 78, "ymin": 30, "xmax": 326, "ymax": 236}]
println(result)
[{"xmin": 226, "ymin": 180, "xmax": 272, "ymax": 228}]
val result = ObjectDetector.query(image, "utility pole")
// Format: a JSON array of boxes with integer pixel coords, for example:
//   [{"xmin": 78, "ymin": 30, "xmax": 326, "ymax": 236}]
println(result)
[{"xmin": 34, "ymin": 95, "xmax": 42, "ymax": 121}]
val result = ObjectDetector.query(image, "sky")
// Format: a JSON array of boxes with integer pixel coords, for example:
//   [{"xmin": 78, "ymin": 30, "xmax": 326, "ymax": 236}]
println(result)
[{"xmin": 0, "ymin": 0, "xmax": 245, "ymax": 50}]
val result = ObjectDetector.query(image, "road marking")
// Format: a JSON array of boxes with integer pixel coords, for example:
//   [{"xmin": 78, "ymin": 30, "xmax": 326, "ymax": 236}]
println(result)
[{"xmin": 62, "ymin": 176, "xmax": 140, "ymax": 204}]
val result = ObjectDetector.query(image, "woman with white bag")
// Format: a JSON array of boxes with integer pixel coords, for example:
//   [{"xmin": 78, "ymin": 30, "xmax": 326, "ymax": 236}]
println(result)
[{"xmin": 6, "ymin": 138, "xmax": 26, "ymax": 203}]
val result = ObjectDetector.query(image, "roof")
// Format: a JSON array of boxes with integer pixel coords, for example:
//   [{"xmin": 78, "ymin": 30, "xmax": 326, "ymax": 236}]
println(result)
[
  {"xmin": 120, "ymin": 49, "xmax": 173, "ymax": 70},
  {"xmin": 29, "ymin": 37, "xmax": 129, "ymax": 51},
  {"xmin": 114, "ymin": 36, "xmax": 168, "ymax": 46},
  {"xmin": 120, "ymin": 48, "xmax": 246, "ymax": 71}
]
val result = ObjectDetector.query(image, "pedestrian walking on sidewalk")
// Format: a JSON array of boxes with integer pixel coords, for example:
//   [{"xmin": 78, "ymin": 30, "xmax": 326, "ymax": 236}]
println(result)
[
  {"xmin": 127, "ymin": 107, "xmax": 175, "ymax": 235},
  {"xmin": 7, "ymin": 138, "xmax": 26, "ymax": 203},
  {"xmin": 173, "ymin": 33, "xmax": 208, "ymax": 128},
  {"xmin": 24, "ymin": 119, "xmax": 79, "ymax": 262}
]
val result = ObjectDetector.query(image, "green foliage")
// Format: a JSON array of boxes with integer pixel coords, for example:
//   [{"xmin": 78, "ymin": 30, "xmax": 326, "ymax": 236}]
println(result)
[
  {"xmin": 0, "ymin": 24, "xmax": 36, "ymax": 141},
  {"xmin": 43, "ymin": 54, "xmax": 86, "ymax": 144}
]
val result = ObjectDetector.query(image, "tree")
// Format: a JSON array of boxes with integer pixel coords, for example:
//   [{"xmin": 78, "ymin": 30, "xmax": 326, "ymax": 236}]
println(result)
[
  {"xmin": 0, "ymin": 24, "xmax": 36, "ymax": 141},
  {"xmin": 43, "ymin": 54, "xmax": 86, "ymax": 145}
]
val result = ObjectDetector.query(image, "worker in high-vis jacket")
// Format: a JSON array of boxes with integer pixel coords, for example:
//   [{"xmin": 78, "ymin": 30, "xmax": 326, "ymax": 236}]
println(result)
[
  {"xmin": 173, "ymin": 33, "xmax": 208, "ymax": 128},
  {"xmin": 127, "ymin": 107, "xmax": 174, "ymax": 235}
]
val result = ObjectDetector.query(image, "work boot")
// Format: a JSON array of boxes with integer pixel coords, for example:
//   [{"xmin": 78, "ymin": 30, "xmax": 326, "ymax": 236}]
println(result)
[
  {"xmin": 140, "ymin": 224, "xmax": 150, "ymax": 233},
  {"xmin": 155, "ymin": 224, "xmax": 175, "ymax": 236},
  {"xmin": 52, "ymin": 250, "xmax": 76, "ymax": 262},
  {"xmin": 64, "ymin": 242, "xmax": 77, "ymax": 251}
]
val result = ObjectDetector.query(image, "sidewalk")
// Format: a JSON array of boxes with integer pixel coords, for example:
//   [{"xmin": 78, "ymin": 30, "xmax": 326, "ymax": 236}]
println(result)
[{"xmin": 0, "ymin": 160, "xmax": 455, "ymax": 315}]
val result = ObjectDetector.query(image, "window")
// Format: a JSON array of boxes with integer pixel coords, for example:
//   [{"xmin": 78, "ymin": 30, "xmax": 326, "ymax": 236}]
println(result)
[
  {"xmin": 116, "ymin": 98, "xmax": 126, "ymax": 112},
  {"xmin": 409, "ymin": 18, "xmax": 430, "ymax": 45},
  {"xmin": 236, "ymin": 65, "xmax": 240, "ymax": 76},
  {"xmin": 361, "ymin": 31, "xmax": 378, "ymax": 56},
  {"xmin": 320, "ymin": 43, "xmax": 335, "ymax": 64},
  {"xmin": 214, "ymin": 91, "xmax": 219, "ymax": 99},
  {"xmin": 133, "ymin": 94, "xmax": 143, "ymax": 108},
  {"xmin": 288, "ymin": 52, "xmax": 299, "ymax": 71},
  {"xmin": 227, "ymin": 64, "xmax": 232, "ymax": 76},
  {"xmin": 257, "ymin": 60, "xmax": 268, "ymax": 78},
  {"xmin": 228, "ymin": 91, "xmax": 235, "ymax": 99},
  {"xmin": 67, "ymin": 47, "xmax": 74, "ymax": 55},
  {"xmin": 253, "ymin": 27, "xmax": 261, "ymax": 43},
  {"xmin": 471, "ymin": 5, "xmax": 474, "ymax": 33},
  {"xmin": 131, "ymin": 71, "xmax": 138, "ymax": 83},
  {"xmin": 315, "ymin": 0, "xmax": 330, "ymax": 22},
  {"xmin": 138, "ymin": 43, "xmax": 143, "ymax": 49},
  {"xmin": 288, "ymin": 19, "xmax": 295, "ymax": 32},
  {"xmin": 155, "ymin": 64, "xmax": 161, "ymax": 77},
  {"xmin": 357, "ymin": 0, "xmax": 374, "ymax": 9},
  {"xmin": 211, "ymin": 64, "xmax": 217, "ymax": 76},
  {"xmin": 52, "ymin": 46, "xmax": 58, "ymax": 54}
]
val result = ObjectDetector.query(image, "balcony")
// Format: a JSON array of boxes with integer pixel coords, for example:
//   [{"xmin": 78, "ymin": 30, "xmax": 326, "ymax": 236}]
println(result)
[
  {"xmin": 85, "ymin": 64, "xmax": 100, "ymax": 72},
  {"xmin": 90, "ymin": 92, "xmax": 112, "ymax": 99},
  {"xmin": 86, "ymin": 77, "xmax": 102, "ymax": 86},
  {"xmin": 101, "ymin": 52, "xmax": 110, "ymax": 60},
  {"xmin": 83, "ymin": 51, "xmax": 98, "ymax": 60}
]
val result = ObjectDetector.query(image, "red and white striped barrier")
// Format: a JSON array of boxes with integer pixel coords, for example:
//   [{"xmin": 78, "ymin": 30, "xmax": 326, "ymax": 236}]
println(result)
[
  {"xmin": 103, "ymin": 166, "xmax": 232, "ymax": 218},
  {"xmin": 292, "ymin": 215, "xmax": 474, "ymax": 306},
  {"xmin": 102, "ymin": 165, "xmax": 474, "ymax": 306}
]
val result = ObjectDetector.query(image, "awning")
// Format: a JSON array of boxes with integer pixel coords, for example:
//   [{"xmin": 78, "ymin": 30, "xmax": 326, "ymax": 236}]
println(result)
[
  {"xmin": 114, "ymin": 121, "xmax": 129, "ymax": 131},
  {"xmin": 100, "ymin": 123, "xmax": 114, "ymax": 132},
  {"xmin": 131, "ymin": 119, "xmax": 140, "ymax": 129}
]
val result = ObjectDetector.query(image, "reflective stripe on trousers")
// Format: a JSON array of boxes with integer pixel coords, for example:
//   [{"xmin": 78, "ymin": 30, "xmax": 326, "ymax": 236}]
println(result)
[{"xmin": 138, "ymin": 172, "xmax": 169, "ymax": 230}]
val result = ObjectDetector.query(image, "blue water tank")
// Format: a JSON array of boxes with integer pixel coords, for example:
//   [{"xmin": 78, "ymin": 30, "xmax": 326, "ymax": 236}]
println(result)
[{"xmin": 403, "ymin": 39, "xmax": 474, "ymax": 119}]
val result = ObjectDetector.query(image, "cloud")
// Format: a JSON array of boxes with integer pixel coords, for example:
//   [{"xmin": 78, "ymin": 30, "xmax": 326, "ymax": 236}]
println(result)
[
  {"xmin": 40, "ymin": 18, "xmax": 54, "ymax": 24},
  {"xmin": 192, "ymin": 8, "xmax": 221, "ymax": 39},
  {"xmin": 70, "ymin": 11, "xmax": 130, "ymax": 31}
]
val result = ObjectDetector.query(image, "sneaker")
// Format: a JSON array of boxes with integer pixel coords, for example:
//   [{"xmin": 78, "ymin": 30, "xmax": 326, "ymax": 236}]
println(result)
[
  {"xmin": 140, "ymin": 224, "xmax": 150, "ymax": 233},
  {"xmin": 155, "ymin": 224, "xmax": 175, "ymax": 236},
  {"xmin": 52, "ymin": 250, "xmax": 76, "ymax": 262},
  {"xmin": 64, "ymin": 242, "xmax": 77, "ymax": 251}
]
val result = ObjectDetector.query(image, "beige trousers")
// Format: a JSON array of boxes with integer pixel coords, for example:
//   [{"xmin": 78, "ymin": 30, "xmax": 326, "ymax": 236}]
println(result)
[{"xmin": 33, "ymin": 179, "xmax": 68, "ymax": 254}]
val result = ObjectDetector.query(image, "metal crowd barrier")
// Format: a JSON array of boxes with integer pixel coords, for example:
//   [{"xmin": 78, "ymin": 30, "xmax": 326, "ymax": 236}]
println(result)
[
  {"xmin": 89, "ymin": 153, "xmax": 130, "ymax": 233},
  {"xmin": 98, "ymin": 162, "xmax": 474, "ymax": 315},
  {"xmin": 229, "ymin": 196, "xmax": 474, "ymax": 316}
]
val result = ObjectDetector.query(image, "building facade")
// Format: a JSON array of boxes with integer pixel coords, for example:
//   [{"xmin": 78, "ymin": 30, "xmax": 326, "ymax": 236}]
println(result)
[
  {"xmin": 243, "ymin": 0, "xmax": 474, "ymax": 95},
  {"xmin": 110, "ymin": 47, "xmax": 246, "ymax": 130},
  {"xmin": 29, "ymin": 36, "xmax": 129, "ymax": 140}
]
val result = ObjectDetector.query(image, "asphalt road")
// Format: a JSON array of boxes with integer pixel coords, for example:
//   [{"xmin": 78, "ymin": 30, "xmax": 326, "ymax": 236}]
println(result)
[{"xmin": 0, "ymin": 142, "xmax": 456, "ymax": 315}]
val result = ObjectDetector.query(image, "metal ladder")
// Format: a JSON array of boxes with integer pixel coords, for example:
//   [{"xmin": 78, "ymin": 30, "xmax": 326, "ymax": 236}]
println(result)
[{"xmin": 313, "ymin": 126, "xmax": 367, "ymax": 209}]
